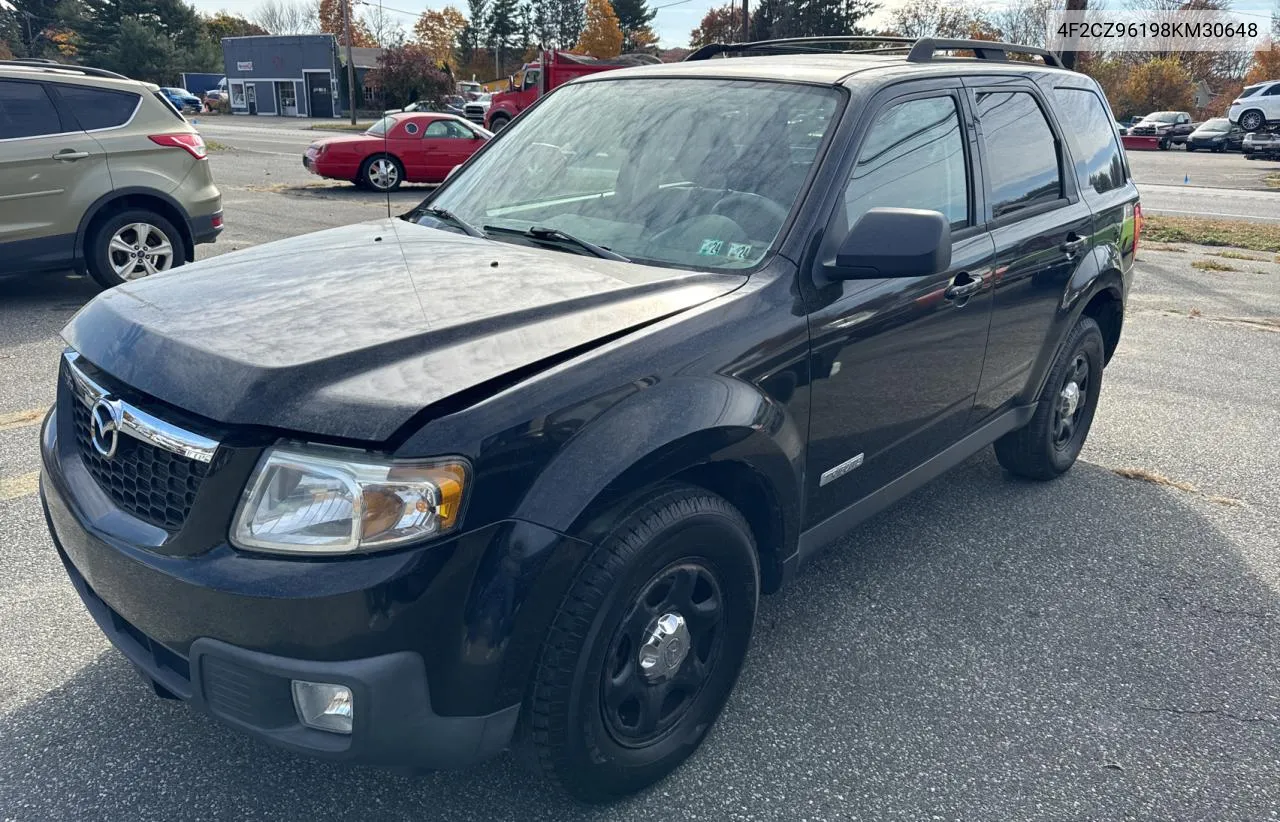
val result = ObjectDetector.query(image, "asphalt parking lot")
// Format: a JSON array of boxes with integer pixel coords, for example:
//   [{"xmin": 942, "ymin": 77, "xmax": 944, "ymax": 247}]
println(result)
[{"xmin": 2, "ymin": 121, "xmax": 1279, "ymax": 821}]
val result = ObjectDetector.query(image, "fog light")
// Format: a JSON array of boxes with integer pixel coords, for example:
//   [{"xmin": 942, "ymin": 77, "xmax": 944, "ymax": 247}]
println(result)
[{"xmin": 291, "ymin": 680, "xmax": 353, "ymax": 734}]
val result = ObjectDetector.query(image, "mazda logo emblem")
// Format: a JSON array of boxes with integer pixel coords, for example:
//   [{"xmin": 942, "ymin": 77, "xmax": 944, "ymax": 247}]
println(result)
[{"xmin": 90, "ymin": 398, "xmax": 122, "ymax": 459}]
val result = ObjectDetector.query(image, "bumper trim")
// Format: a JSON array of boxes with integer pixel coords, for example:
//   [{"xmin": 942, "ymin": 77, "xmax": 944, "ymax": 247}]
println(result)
[{"xmin": 190, "ymin": 212, "xmax": 223, "ymax": 245}]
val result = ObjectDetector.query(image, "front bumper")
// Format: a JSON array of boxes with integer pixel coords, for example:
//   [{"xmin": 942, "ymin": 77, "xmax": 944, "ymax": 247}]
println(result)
[{"xmin": 38, "ymin": 390, "xmax": 587, "ymax": 770}]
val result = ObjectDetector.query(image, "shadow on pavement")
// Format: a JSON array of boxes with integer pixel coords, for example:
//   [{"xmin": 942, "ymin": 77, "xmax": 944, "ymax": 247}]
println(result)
[
  {"xmin": 2, "ymin": 454, "xmax": 1277, "ymax": 821},
  {"xmin": 0, "ymin": 272, "xmax": 101, "ymax": 349}
]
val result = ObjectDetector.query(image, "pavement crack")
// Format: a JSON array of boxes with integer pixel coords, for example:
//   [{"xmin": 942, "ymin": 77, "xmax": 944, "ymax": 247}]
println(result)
[
  {"xmin": 1132, "ymin": 705, "xmax": 1275, "ymax": 725},
  {"xmin": 1107, "ymin": 466, "xmax": 1245, "ymax": 507}
]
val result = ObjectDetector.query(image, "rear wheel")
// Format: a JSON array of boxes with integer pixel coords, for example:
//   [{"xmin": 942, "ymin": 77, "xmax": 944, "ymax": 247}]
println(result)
[
  {"xmin": 523, "ymin": 485, "xmax": 759, "ymax": 803},
  {"xmin": 361, "ymin": 154, "xmax": 402, "ymax": 191},
  {"xmin": 994, "ymin": 316, "xmax": 1105, "ymax": 481},
  {"xmin": 1239, "ymin": 109, "xmax": 1265, "ymax": 132},
  {"xmin": 489, "ymin": 113, "xmax": 510, "ymax": 131},
  {"xmin": 86, "ymin": 209, "xmax": 185, "ymax": 289}
]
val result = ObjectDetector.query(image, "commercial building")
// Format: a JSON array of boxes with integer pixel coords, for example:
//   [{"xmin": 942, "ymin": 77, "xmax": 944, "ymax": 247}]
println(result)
[{"xmin": 220, "ymin": 35, "xmax": 381, "ymax": 118}]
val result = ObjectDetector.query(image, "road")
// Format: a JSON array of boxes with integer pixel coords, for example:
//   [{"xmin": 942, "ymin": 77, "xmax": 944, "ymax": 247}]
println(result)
[{"xmin": 2, "ymin": 119, "xmax": 1280, "ymax": 821}]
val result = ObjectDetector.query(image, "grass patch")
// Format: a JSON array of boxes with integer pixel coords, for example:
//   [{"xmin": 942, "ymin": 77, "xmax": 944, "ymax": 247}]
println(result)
[
  {"xmin": 1144, "ymin": 243, "xmax": 1187, "ymax": 252},
  {"xmin": 1190, "ymin": 259, "xmax": 1239, "ymax": 272},
  {"xmin": 205, "ymin": 139, "xmax": 229, "ymax": 152},
  {"xmin": 1143, "ymin": 215, "xmax": 1280, "ymax": 253},
  {"xmin": 310, "ymin": 122, "xmax": 372, "ymax": 132},
  {"xmin": 1266, "ymin": 173, "xmax": 1280, "ymax": 189},
  {"xmin": 1210, "ymin": 249, "xmax": 1267, "ymax": 261}
]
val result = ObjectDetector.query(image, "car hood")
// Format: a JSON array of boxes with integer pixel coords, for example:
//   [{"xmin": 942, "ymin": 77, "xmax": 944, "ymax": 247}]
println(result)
[{"xmin": 63, "ymin": 219, "xmax": 742, "ymax": 442}]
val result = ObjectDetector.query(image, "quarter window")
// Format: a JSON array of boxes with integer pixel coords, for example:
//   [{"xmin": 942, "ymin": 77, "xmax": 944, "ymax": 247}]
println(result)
[
  {"xmin": 56, "ymin": 85, "xmax": 142, "ymax": 130},
  {"xmin": 425, "ymin": 119, "xmax": 472, "ymax": 138},
  {"xmin": 0, "ymin": 80, "xmax": 63, "ymax": 139},
  {"xmin": 976, "ymin": 91, "xmax": 1064, "ymax": 219},
  {"xmin": 1051, "ymin": 88, "xmax": 1126, "ymax": 196},
  {"xmin": 842, "ymin": 95, "xmax": 970, "ymax": 231}
]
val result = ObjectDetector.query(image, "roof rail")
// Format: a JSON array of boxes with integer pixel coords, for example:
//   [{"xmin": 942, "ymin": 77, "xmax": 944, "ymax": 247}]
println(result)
[
  {"xmin": 906, "ymin": 38, "xmax": 1063, "ymax": 68},
  {"xmin": 0, "ymin": 59, "xmax": 132, "ymax": 80},
  {"xmin": 685, "ymin": 36, "xmax": 916, "ymax": 61}
]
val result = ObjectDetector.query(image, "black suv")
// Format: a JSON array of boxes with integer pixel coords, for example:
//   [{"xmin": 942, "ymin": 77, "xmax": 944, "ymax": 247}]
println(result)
[{"xmin": 40, "ymin": 37, "xmax": 1139, "ymax": 803}]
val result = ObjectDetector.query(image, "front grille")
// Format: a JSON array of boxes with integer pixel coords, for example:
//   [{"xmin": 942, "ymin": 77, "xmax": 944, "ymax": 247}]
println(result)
[
  {"xmin": 465, "ymin": 106, "xmax": 486, "ymax": 123},
  {"xmin": 71, "ymin": 397, "xmax": 208, "ymax": 530}
]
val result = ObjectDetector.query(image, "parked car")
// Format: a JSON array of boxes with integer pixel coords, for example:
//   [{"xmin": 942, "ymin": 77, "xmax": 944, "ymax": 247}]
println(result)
[
  {"xmin": 1243, "ymin": 129, "xmax": 1280, "ymax": 160},
  {"xmin": 462, "ymin": 92, "xmax": 492, "ymax": 125},
  {"xmin": 457, "ymin": 80, "xmax": 483, "ymax": 99},
  {"xmin": 304, "ymin": 112, "xmax": 490, "ymax": 190},
  {"xmin": 1185, "ymin": 117, "xmax": 1246, "ymax": 152},
  {"xmin": 41, "ymin": 37, "xmax": 1137, "ymax": 803},
  {"xmin": 384, "ymin": 96, "xmax": 468, "ymax": 117},
  {"xmin": 1227, "ymin": 79, "xmax": 1280, "ymax": 132},
  {"xmin": 1115, "ymin": 120, "xmax": 1129, "ymax": 135},
  {"xmin": 1127, "ymin": 111, "xmax": 1197, "ymax": 149},
  {"xmin": 159, "ymin": 86, "xmax": 202, "ymax": 113},
  {"xmin": 0, "ymin": 60, "xmax": 222, "ymax": 287}
]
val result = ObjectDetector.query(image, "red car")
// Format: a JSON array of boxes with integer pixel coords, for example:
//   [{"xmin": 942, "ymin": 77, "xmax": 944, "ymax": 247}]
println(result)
[{"xmin": 304, "ymin": 113, "xmax": 491, "ymax": 192}]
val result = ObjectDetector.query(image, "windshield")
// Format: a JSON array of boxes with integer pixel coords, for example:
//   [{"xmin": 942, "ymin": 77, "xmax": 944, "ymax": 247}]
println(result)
[
  {"xmin": 417, "ymin": 78, "xmax": 841, "ymax": 271},
  {"xmin": 1199, "ymin": 118, "xmax": 1229, "ymax": 132},
  {"xmin": 1146, "ymin": 112, "xmax": 1180, "ymax": 123}
]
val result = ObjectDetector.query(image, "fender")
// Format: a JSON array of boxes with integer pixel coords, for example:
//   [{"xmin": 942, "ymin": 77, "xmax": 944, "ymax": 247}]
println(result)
[
  {"xmin": 486, "ymin": 103, "xmax": 518, "ymax": 127},
  {"xmin": 74, "ymin": 186, "xmax": 196, "ymax": 264}
]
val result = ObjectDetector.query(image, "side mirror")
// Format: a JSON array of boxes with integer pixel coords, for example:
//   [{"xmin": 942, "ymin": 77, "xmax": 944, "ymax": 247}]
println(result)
[{"xmin": 827, "ymin": 207, "xmax": 951, "ymax": 280}]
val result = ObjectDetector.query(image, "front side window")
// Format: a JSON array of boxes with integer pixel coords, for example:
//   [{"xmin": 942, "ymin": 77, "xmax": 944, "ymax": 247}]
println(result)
[
  {"xmin": 1050, "ymin": 87, "xmax": 1126, "ymax": 196},
  {"xmin": 366, "ymin": 115, "xmax": 397, "ymax": 136},
  {"xmin": 0, "ymin": 80, "xmax": 63, "ymax": 139},
  {"xmin": 420, "ymin": 78, "xmax": 842, "ymax": 271},
  {"xmin": 425, "ymin": 119, "xmax": 472, "ymax": 138},
  {"xmin": 841, "ymin": 95, "xmax": 969, "ymax": 232},
  {"xmin": 976, "ymin": 91, "xmax": 1064, "ymax": 218},
  {"xmin": 56, "ymin": 85, "xmax": 142, "ymax": 130}
]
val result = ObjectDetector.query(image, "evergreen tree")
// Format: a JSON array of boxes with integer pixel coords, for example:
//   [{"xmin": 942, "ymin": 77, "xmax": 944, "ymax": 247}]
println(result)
[
  {"xmin": 530, "ymin": 0, "xmax": 554, "ymax": 45},
  {"xmin": 78, "ymin": 0, "xmax": 218, "ymax": 82},
  {"xmin": 487, "ymin": 0, "xmax": 520, "ymax": 73},
  {"xmin": 611, "ymin": 0, "xmax": 654, "ymax": 50},
  {"xmin": 554, "ymin": 0, "xmax": 583, "ymax": 48},
  {"xmin": 458, "ymin": 0, "xmax": 487, "ymax": 62}
]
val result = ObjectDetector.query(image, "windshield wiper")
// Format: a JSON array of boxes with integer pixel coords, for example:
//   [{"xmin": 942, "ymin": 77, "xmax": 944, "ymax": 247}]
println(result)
[
  {"xmin": 482, "ymin": 224, "xmax": 630, "ymax": 263},
  {"xmin": 421, "ymin": 206, "xmax": 485, "ymax": 238}
]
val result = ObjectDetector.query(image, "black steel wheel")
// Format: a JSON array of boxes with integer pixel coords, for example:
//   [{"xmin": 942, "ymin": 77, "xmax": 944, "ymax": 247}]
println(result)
[
  {"xmin": 994, "ymin": 315, "xmax": 1105, "ymax": 480},
  {"xmin": 522, "ymin": 485, "xmax": 759, "ymax": 803}
]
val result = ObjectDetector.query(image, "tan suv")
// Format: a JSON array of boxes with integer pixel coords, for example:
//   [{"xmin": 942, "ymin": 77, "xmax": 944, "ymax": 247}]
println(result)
[{"xmin": 0, "ymin": 60, "xmax": 222, "ymax": 288}]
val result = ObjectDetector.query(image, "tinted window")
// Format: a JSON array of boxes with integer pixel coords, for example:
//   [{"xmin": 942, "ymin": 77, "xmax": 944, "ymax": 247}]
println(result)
[
  {"xmin": 842, "ymin": 96, "xmax": 969, "ymax": 231},
  {"xmin": 56, "ymin": 85, "xmax": 141, "ymax": 130},
  {"xmin": 1051, "ymin": 88, "xmax": 1126, "ymax": 196},
  {"xmin": 0, "ymin": 80, "xmax": 63, "ymax": 139},
  {"xmin": 976, "ymin": 92, "xmax": 1063, "ymax": 218},
  {"xmin": 1239, "ymin": 85, "xmax": 1262, "ymax": 98},
  {"xmin": 1265, "ymin": 84, "xmax": 1280, "ymax": 96}
]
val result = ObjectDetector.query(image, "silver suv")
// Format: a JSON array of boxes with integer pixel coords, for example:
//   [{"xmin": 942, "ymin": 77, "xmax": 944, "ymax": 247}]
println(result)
[{"xmin": 0, "ymin": 59, "xmax": 222, "ymax": 288}]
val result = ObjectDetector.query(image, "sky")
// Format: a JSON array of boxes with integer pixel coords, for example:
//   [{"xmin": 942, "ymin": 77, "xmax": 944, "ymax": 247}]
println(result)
[{"xmin": 188, "ymin": 0, "xmax": 1277, "ymax": 51}]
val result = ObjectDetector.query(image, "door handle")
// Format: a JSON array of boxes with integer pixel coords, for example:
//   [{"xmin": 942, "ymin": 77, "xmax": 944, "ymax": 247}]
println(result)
[
  {"xmin": 944, "ymin": 272, "xmax": 984, "ymax": 301},
  {"xmin": 1061, "ymin": 234, "xmax": 1087, "ymax": 256},
  {"xmin": 52, "ymin": 150, "xmax": 89, "ymax": 161}
]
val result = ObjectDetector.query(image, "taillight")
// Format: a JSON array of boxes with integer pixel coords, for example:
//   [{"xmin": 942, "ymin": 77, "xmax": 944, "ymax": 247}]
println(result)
[
  {"xmin": 1133, "ymin": 202, "xmax": 1143, "ymax": 255},
  {"xmin": 211, "ymin": 213, "xmax": 223, "ymax": 228},
  {"xmin": 149, "ymin": 133, "xmax": 207, "ymax": 160}
]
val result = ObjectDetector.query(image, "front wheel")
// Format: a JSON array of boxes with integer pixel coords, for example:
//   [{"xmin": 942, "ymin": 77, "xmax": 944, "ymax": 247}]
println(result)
[
  {"xmin": 488, "ymin": 114, "xmax": 510, "ymax": 131},
  {"xmin": 994, "ymin": 316, "xmax": 1105, "ymax": 481},
  {"xmin": 1239, "ymin": 110, "xmax": 1265, "ymax": 132},
  {"xmin": 523, "ymin": 485, "xmax": 760, "ymax": 803}
]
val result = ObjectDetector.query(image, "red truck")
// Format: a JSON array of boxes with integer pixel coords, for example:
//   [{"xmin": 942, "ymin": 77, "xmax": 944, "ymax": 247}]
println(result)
[{"xmin": 476, "ymin": 50, "xmax": 658, "ymax": 131}]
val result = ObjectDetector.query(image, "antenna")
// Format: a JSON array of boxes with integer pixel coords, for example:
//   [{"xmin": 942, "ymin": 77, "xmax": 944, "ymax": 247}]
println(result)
[{"xmin": 380, "ymin": 0, "xmax": 391, "ymax": 219}]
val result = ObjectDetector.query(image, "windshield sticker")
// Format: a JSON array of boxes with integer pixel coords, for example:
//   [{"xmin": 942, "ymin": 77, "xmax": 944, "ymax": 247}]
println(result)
[
  {"xmin": 698, "ymin": 239, "xmax": 725, "ymax": 256},
  {"xmin": 727, "ymin": 243, "xmax": 753, "ymax": 261}
]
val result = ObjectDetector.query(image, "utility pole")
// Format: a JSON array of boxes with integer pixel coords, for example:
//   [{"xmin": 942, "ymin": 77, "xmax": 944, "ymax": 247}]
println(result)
[
  {"xmin": 341, "ymin": 0, "xmax": 358, "ymax": 124},
  {"xmin": 742, "ymin": 0, "xmax": 749, "ymax": 42}
]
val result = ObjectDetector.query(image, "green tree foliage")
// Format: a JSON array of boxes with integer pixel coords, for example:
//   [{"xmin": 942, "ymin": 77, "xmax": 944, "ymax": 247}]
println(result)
[
  {"xmin": 611, "ymin": 0, "xmax": 654, "ymax": 50},
  {"xmin": 78, "ymin": 0, "xmax": 219, "ymax": 81},
  {"xmin": 748, "ymin": 0, "xmax": 879, "ymax": 41},
  {"xmin": 458, "ymin": 0, "xmax": 487, "ymax": 61},
  {"xmin": 487, "ymin": 0, "xmax": 521, "ymax": 72},
  {"xmin": 203, "ymin": 10, "xmax": 266, "ymax": 47}
]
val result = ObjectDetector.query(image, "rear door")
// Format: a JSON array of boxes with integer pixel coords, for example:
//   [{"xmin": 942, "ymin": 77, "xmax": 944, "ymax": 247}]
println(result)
[
  {"xmin": 803, "ymin": 82, "xmax": 997, "ymax": 526},
  {"xmin": 962, "ymin": 79, "xmax": 1095, "ymax": 422},
  {"xmin": 0, "ymin": 79, "xmax": 110, "ymax": 273}
]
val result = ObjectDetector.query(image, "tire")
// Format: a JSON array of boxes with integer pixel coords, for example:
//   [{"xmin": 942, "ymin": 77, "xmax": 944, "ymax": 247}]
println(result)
[
  {"xmin": 1158, "ymin": 138, "xmax": 1170, "ymax": 150},
  {"xmin": 489, "ymin": 114, "xmax": 510, "ymax": 131},
  {"xmin": 86, "ymin": 208, "xmax": 186, "ymax": 289},
  {"xmin": 1239, "ymin": 109, "xmax": 1265, "ymax": 132},
  {"xmin": 1185, "ymin": 144, "xmax": 1195, "ymax": 152},
  {"xmin": 523, "ymin": 485, "xmax": 760, "ymax": 803},
  {"xmin": 360, "ymin": 154, "xmax": 403, "ymax": 191},
  {"xmin": 993, "ymin": 316, "xmax": 1105, "ymax": 481}
]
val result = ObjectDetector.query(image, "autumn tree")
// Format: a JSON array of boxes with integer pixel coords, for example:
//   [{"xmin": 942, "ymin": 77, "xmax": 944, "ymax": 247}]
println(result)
[
  {"xmin": 1243, "ymin": 46, "xmax": 1280, "ymax": 86},
  {"xmin": 689, "ymin": 3, "xmax": 742, "ymax": 46},
  {"xmin": 318, "ymin": 0, "xmax": 376, "ymax": 46},
  {"xmin": 887, "ymin": 0, "xmax": 988, "ymax": 38},
  {"xmin": 203, "ymin": 11, "xmax": 266, "ymax": 46},
  {"xmin": 362, "ymin": 5, "xmax": 406, "ymax": 47},
  {"xmin": 612, "ymin": 0, "xmax": 655, "ymax": 50},
  {"xmin": 574, "ymin": 0, "xmax": 620, "ymax": 56},
  {"xmin": 1122, "ymin": 56, "xmax": 1194, "ymax": 115},
  {"xmin": 251, "ymin": 0, "xmax": 318, "ymax": 34},
  {"xmin": 372, "ymin": 42, "xmax": 452, "ymax": 106},
  {"xmin": 414, "ymin": 6, "xmax": 466, "ymax": 67}
]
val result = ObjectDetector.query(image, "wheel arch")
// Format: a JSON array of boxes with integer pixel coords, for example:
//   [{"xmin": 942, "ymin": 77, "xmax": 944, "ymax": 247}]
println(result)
[{"xmin": 76, "ymin": 188, "xmax": 195, "ymax": 265}]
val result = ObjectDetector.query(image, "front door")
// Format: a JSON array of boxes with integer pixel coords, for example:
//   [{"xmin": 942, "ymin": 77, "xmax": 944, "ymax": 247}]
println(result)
[
  {"xmin": 421, "ymin": 118, "xmax": 481, "ymax": 182},
  {"xmin": 246, "ymin": 84, "xmax": 257, "ymax": 115},
  {"xmin": 305, "ymin": 72, "xmax": 333, "ymax": 118},
  {"xmin": 803, "ymin": 87, "xmax": 995, "ymax": 528},
  {"xmin": 0, "ymin": 79, "xmax": 110, "ymax": 273}
]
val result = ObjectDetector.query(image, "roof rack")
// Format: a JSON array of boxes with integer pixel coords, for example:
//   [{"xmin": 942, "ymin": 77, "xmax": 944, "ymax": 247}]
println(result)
[
  {"xmin": 684, "ymin": 35, "xmax": 1063, "ymax": 69},
  {"xmin": 906, "ymin": 37, "xmax": 1063, "ymax": 67},
  {"xmin": 0, "ymin": 59, "xmax": 132, "ymax": 80},
  {"xmin": 685, "ymin": 36, "xmax": 916, "ymax": 61}
]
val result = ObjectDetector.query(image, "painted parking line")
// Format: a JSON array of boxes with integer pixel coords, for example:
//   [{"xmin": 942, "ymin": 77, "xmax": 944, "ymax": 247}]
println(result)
[
  {"xmin": 0, "ymin": 408, "xmax": 47, "ymax": 433},
  {"xmin": 0, "ymin": 471, "xmax": 40, "ymax": 501}
]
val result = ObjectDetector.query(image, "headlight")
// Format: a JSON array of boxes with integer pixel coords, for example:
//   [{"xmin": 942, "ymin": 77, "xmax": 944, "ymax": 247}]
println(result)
[{"xmin": 231, "ymin": 443, "xmax": 468, "ymax": 555}]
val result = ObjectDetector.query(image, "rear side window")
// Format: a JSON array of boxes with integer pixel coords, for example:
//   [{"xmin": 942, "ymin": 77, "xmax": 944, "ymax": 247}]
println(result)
[
  {"xmin": 1266, "ymin": 84, "xmax": 1280, "ymax": 97},
  {"xmin": 842, "ymin": 95, "xmax": 970, "ymax": 231},
  {"xmin": 0, "ymin": 80, "xmax": 63, "ymax": 139},
  {"xmin": 55, "ymin": 85, "xmax": 142, "ymax": 130},
  {"xmin": 976, "ymin": 91, "xmax": 1063, "ymax": 219},
  {"xmin": 1051, "ymin": 88, "xmax": 1126, "ymax": 196}
]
